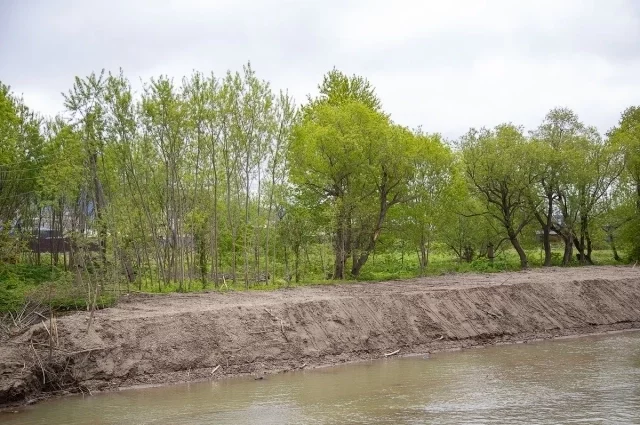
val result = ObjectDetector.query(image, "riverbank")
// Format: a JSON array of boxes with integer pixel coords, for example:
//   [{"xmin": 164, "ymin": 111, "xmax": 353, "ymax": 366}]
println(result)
[{"xmin": 2, "ymin": 266, "xmax": 640, "ymax": 408}]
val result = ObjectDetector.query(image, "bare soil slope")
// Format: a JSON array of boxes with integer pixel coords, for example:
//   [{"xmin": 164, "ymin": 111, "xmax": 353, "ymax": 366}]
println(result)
[{"xmin": 2, "ymin": 266, "xmax": 640, "ymax": 407}]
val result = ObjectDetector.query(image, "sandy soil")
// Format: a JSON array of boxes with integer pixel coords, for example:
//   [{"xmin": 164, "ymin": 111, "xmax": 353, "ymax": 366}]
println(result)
[{"xmin": 2, "ymin": 266, "xmax": 640, "ymax": 407}]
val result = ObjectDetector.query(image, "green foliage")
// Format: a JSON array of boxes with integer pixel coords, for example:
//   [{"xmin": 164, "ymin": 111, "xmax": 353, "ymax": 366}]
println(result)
[
  {"xmin": 0, "ymin": 264, "xmax": 116, "ymax": 312},
  {"xmin": 460, "ymin": 124, "xmax": 536, "ymax": 268},
  {"xmin": 608, "ymin": 106, "xmax": 640, "ymax": 259},
  {"xmin": 305, "ymin": 68, "xmax": 382, "ymax": 113},
  {"xmin": 0, "ymin": 69, "xmax": 637, "ymax": 313}
]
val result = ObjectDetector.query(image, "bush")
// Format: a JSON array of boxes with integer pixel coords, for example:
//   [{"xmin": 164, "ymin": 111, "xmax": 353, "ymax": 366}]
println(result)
[
  {"xmin": 468, "ymin": 257, "xmax": 515, "ymax": 273},
  {"xmin": 0, "ymin": 264, "xmax": 116, "ymax": 313}
]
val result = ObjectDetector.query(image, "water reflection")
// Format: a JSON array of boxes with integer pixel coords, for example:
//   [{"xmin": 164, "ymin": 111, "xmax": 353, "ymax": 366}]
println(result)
[{"xmin": 2, "ymin": 331, "xmax": 639, "ymax": 425}]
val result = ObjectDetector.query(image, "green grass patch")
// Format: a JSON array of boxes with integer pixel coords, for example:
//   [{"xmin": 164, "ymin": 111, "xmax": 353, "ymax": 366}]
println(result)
[
  {"xmin": 0, "ymin": 263, "xmax": 116, "ymax": 313},
  {"xmin": 0, "ymin": 247, "xmax": 626, "ymax": 313}
]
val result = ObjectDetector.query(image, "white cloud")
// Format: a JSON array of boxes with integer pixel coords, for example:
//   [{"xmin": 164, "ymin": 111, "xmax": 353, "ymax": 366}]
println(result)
[{"xmin": 1, "ymin": 0, "xmax": 639, "ymax": 138}]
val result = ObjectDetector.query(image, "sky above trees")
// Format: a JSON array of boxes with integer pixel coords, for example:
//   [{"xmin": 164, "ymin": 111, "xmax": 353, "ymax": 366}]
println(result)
[{"xmin": 1, "ymin": 0, "xmax": 639, "ymax": 139}]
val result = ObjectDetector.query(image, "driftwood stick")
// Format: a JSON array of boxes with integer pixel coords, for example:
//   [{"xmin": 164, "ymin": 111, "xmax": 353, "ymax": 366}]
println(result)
[
  {"xmin": 13, "ymin": 342, "xmax": 110, "ymax": 355},
  {"xmin": 33, "ymin": 311, "xmax": 48, "ymax": 320},
  {"xmin": 52, "ymin": 315, "xmax": 59, "ymax": 346},
  {"xmin": 66, "ymin": 347, "xmax": 110, "ymax": 355},
  {"xmin": 40, "ymin": 320, "xmax": 51, "ymax": 338},
  {"xmin": 280, "ymin": 319, "xmax": 288, "ymax": 342},
  {"xmin": 384, "ymin": 349, "xmax": 400, "ymax": 357},
  {"xmin": 9, "ymin": 311, "xmax": 17, "ymax": 328},
  {"xmin": 264, "ymin": 308, "xmax": 289, "ymax": 341},
  {"xmin": 211, "ymin": 365, "xmax": 220, "ymax": 375},
  {"xmin": 30, "ymin": 342, "xmax": 46, "ymax": 384}
]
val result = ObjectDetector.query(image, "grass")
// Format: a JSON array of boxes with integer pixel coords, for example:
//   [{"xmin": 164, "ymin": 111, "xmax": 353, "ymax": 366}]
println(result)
[
  {"xmin": 0, "ymin": 263, "xmax": 117, "ymax": 313},
  {"xmin": 346, "ymin": 246, "xmax": 624, "ymax": 282},
  {"xmin": 0, "ymin": 246, "xmax": 626, "ymax": 313}
]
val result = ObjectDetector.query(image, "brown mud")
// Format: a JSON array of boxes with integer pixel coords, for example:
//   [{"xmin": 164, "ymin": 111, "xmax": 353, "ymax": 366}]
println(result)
[{"xmin": 1, "ymin": 266, "xmax": 640, "ymax": 408}]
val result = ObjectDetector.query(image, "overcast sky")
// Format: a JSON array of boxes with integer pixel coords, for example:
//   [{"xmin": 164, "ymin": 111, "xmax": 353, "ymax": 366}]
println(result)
[{"xmin": 1, "ymin": 0, "xmax": 639, "ymax": 139}]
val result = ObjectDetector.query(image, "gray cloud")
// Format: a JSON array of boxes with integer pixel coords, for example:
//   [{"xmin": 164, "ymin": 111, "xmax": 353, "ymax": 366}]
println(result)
[{"xmin": 1, "ymin": 0, "xmax": 639, "ymax": 139}]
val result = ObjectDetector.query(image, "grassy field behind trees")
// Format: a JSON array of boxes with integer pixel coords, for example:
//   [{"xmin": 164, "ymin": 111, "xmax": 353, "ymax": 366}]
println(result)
[{"xmin": 1, "ymin": 65, "xmax": 639, "ymax": 313}]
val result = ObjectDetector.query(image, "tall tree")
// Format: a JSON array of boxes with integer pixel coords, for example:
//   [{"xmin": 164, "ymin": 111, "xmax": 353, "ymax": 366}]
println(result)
[
  {"xmin": 529, "ymin": 108, "xmax": 584, "ymax": 266},
  {"xmin": 0, "ymin": 83, "xmax": 43, "ymax": 262},
  {"xmin": 290, "ymin": 99, "xmax": 430, "ymax": 278},
  {"xmin": 392, "ymin": 132, "xmax": 457, "ymax": 273},
  {"xmin": 461, "ymin": 125, "xmax": 536, "ymax": 269},
  {"xmin": 608, "ymin": 106, "xmax": 640, "ymax": 259},
  {"xmin": 305, "ymin": 68, "xmax": 382, "ymax": 113}
]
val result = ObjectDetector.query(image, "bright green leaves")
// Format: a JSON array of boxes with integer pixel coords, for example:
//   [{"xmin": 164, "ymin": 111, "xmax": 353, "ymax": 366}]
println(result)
[
  {"xmin": 0, "ymin": 83, "xmax": 43, "ymax": 225},
  {"xmin": 608, "ymin": 106, "xmax": 640, "ymax": 258},
  {"xmin": 290, "ymin": 70, "xmax": 455, "ymax": 277},
  {"xmin": 290, "ymin": 101, "xmax": 386, "ymax": 199},
  {"xmin": 609, "ymin": 106, "xmax": 640, "ymax": 196},
  {"xmin": 460, "ymin": 124, "xmax": 535, "ymax": 268},
  {"xmin": 38, "ymin": 119, "xmax": 84, "ymax": 203},
  {"xmin": 305, "ymin": 68, "xmax": 382, "ymax": 114}
]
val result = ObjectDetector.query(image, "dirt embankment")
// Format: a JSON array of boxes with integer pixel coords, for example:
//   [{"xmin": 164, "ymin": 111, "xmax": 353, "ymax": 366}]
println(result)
[{"xmin": 2, "ymin": 266, "xmax": 640, "ymax": 407}]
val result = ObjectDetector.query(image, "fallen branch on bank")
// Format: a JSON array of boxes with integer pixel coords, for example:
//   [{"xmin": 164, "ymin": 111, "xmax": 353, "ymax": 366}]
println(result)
[
  {"xmin": 10, "ymin": 341, "xmax": 111, "ymax": 355},
  {"xmin": 65, "ymin": 347, "xmax": 111, "ymax": 356},
  {"xmin": 30, "ymin": 342, "xmax": 46, "ymax": 384},
  {"xmin": 384, "ymin": 349, "xmax": 400, "ymax": 357},
  {"xmin": 264, "ymin": 308, "xmax": 289, "ymax": 342}
]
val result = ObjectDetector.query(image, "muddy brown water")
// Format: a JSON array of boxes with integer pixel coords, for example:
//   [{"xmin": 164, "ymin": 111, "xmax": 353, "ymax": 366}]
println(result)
[{"xmin": 2, "ymin": 331, "xmax": 639, "ymax": 425}]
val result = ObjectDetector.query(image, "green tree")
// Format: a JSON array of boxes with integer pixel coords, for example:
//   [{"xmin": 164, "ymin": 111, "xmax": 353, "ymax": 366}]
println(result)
[
  {"xmin": 305, "ymin": 68, "xmax": 382, "ymax": 113},
  {"xmin": 392, "ymin": 132, "xmax": 457, "ymax": 274},
  {"xmin": 608, "ymin": 106, "xmax": 640, "ymax": 259},
  {"xmin": 290, "ymin": 99, "xmax": 430, "ymax": 278},
  {"xmin": 530, "ymin": 108, "xmax": 584, "ymax": 266},
  {"xmin": 0, "ymin": 83, "xmax": 43, "ymax": 262},
  {"xmin": 461, "ymin": 124, "xmax": 536, "ymax": 269}
]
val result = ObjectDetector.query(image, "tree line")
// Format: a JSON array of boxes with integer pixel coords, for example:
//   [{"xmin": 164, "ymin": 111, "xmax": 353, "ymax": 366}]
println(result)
[{"xmin": 1, "ymin": 65, "xmax": 639, "ymax": 294}]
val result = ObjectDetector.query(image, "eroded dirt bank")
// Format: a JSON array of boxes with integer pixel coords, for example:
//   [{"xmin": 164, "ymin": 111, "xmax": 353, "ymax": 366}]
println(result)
[{"xmin": 2, "ymin": 266, "xmax": 640, "ymax": 407}]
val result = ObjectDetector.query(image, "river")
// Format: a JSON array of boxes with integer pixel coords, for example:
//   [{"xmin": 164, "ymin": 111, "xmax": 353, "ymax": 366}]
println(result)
[{"xmin": 2, "ymin": 331, "xmax": 639, "ymax": 424}]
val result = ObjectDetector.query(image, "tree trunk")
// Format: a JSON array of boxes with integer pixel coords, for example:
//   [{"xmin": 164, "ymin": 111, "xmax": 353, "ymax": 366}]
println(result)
[
  {"xmin": 425, "ymin": 235, "xmax": 431, "ymax": 269},
  {"xmin": 36, "ymin": 208, "xmax": 42, "ymax": 266},
  {"xmin": 294, "ymin": 245, "xmax": 300, "ymax": 283},
  {"xmin": 351, "ymin": 191, "xmax": 391, "ymax": 277},
  {"xmin": 333, "ymin": 222, "xmax": 346, "ymax": 279},
  {"xmin": 51, "ymin": 208, "xmax": 58, "ymax": 266},
  {"xmin": 59, "ymin": 205, "xmax": 66, "ymax": 271},
  {"xmin": 508, "ymin": 228, "xmax": 528, "ymax": 269},
  {"xmin": 604, "ymin": 225, "xmax": 621, "ymax": 262},
  {"xmin": 419, "ymin": 229, "xmax": 427, "ymax": 275},
  {"xmin": 284, "ymin": 245, "xmax": 290, "ymax": 284},
  {"xmin": 562, "ymin": 233, "xmax": 573, "ymax": 265},
  {"xmin": 609, "ymin": 233, "xmax": 622, "ymax": 262},
  {"xmin": 211, "ymin": 177, "xmax": 219, "ymax": 288},
  {"xmin": 542, "ymin": 225, "xmax": 552, "ymax": 266},
  {"xmin": 89, "ymin": 152, "xmax": 107, "ymax": 266},
  {"xmin": 244, "ymin": 162, "xmax": 250, "ymax": 289},
  {"xmin": 535, "ymin": 193, "xmax": 554, "ymax": 267},
  {"xmin": 586, "ymin": 231, "xmax": 594, "ymax": 264},
  {"xmin": 573, "ymin": 235, "xmax": 594, "ymax": 265}
]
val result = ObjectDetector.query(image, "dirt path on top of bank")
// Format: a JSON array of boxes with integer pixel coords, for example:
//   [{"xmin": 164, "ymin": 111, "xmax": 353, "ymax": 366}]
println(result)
[
  {"xmin": 99, "ymin": 265, "xmax": 640, "ymax": 318},
  {"xmin": 2, "ymin": 266, "xmax": 640, "ymax": 408}
]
